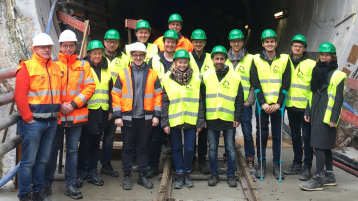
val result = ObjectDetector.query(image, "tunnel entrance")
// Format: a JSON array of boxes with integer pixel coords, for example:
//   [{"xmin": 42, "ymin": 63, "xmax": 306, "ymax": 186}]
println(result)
[{"xmin": 56, "ymin": 0, "xmax": 289, "ymax": 53}]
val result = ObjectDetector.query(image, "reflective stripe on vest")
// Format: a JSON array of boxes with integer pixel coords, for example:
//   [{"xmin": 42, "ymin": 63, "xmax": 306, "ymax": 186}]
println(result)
[
  {"xmin": 231, "ymin": 54, "xmax": 253, "ymax": 101},
  {"xmin": 323, "ymin": 70, "xmax": 346, "ymax": 126},
  {"xmin": 151, "ymin": 54, "xmax": 168, "ymax": 83},
  {"xmin": 253, "ymin": 53, "xmax": 289, "ymax": 104},
  {"xmin": 203, "ymin": 67, "xmax": 241, "ymax": 121},
  {"xmin": 107, "ymin": 55, "xmax": 130, "ymax": 83},
  {"xmin": 286, "ymin": 58, "xmax": 316, "ymax": 108},
  {"xmin": 162, "ymin": 72, "xmax": 201, "ymax": 127},
  {"xmin": 87, "ymin": 67, "xmax": 111, "ymax": 110}
]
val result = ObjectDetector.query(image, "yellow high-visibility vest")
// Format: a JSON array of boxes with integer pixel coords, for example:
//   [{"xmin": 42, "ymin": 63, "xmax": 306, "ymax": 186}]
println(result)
[
  {"xmin": 87, "ymin": 66, "xmax": 112, "ymax": 110},
  {"xmin": 106, "ymin": 54, "xmax": 130, "ymax": 83},
  {"xmin": 189, "ymin": 52, "xmax": 213, "ymax": 75}
]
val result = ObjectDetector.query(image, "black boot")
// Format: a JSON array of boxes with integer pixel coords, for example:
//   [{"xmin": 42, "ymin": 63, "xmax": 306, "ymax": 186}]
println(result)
[
  {"xmin": 122, "ymin": 172, "xmax": 132, "ymax": 190},
  {"xmin": 227, "ymin": 175, "xmax": 237, "ymax": 187},
  {"xmin": 137, "ymin": 172, "xmax": 154, "ymax": 189},
  {"xmin": 174, "ymin": 174, "xmax": 184, "ymax": 189},
  {"xmin": 65, "ymin": 185, "xmax": 83, "ymax": 199},
  {"xmin": 147, "ymin": 167, "xmax": 159, "ymax": 178},
  {"xmin": 273, "ymin": 162, "xmax": 284, "ymax": 180},
  {"xmin": 101, "ymin": 163, "xmax": 119, "ymax": 177},
  {"xmin": 208, "ymin": 174, "xmax": 219, "ymax": 186},
  {"xmin": 283, "ymin": 163, "xmax": 302, "ymax": 175},
  {"xmin": 255, "ymin": 162, "xmax": 266, "ymax": 179},
  {"xmin": 300, "ymin": 173, "xmax": 324, "ymax": 191},
  {"xmin": 184, "ymin": 173, "xmax": 194, "ymax": 187},
  {"xmin": 87, "ymin": 170, "xmax": 104, "ymax": 186},
  {"xmin": 20, "ymin": 193, "xmax": 33, "ymax": 201},
  {"xmin": 299, "ymin": 165, "xmax": 312, "ymax": 181},
  {"xmin": 33, "ymin": 188, "xmax": 47, "ymax": 201}
]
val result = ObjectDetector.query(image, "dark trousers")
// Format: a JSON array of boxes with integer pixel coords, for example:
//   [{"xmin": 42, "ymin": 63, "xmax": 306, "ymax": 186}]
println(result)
[
  {"xmin": 315, "ymin": 148, "xmax": 333, "ymax": 174},
  {"xmin": 122, "ymin": 118, "xmax": 152, "ymax": 173},
  {"xmin": 255, "ymin": 106, "xmax": 282, "ymax": 163},
  {"xmin": 148, "ymin": 125, "xmax": 164, "ymax": 169},
  {"xmin": 287, "ymin": 109, "xmax": 313, "ymax": 168},
  {"xmin": 195, "ymin": 127, "xmax": 208, "ymax": 162},
  {"xmin": 101, "ymin": 118, "xmax": 117, "ymax": 167}
]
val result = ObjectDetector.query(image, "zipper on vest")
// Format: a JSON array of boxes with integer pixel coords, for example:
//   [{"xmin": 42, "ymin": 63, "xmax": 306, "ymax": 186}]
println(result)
[{"xmin": 46, "ymin": 59, "xmax": 54, "ymax": 118}]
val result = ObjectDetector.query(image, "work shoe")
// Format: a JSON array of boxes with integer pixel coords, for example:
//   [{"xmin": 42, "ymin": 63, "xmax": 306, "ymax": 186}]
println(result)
[
  {"xmin": 198, "ymin": 160, "xmax": 210, "ymax": 175},
  {"xmin": 147, "ymin": 167, "xmax": 159, "ymax": 178},
  {"xmin": 184, "ymin": 173, "xmax": 194, "ymax": 187},
  {"xmin": 137, "ymin": 173, "xmax": 154, "ymax": 189},
  {"xmin": 255, "ymin": 163, "xmax": 266, "ymax": 179},
  {"xmin": 76, "ymin": 171, "xmax": 88, "ymax": 188},
  {"xmin": 208, "ymin": 174, "xmax": 219, "ymax": 186},
  {"xmin": 87, "ymin": 170, "xmax": 104, "ymax": 186},
  {"xmin": 300, "ymin": 174, "xmax": 324, "ymax": 191},
  {"xmin": 174, "ymin": 174, "xmax": 184, "ymax": 189},
  {"xmin": 33, "ymin": 188, "xmax": 47, "ymax": 201},
  {"xmin": 299, "ymin": 166, "xmax": 312, "ymax": 181},
  {"xmin": 273, "ymin": 162, "xmax": 285, "ymax": 180},
  {"xmin": 43, "ymin": 185, "xmax": 51, "ymax": 197},
  {"xmin": 65, "ymin": 185, "xmax": 83, "ymax": 199},
  {"xmin": 227, "ymin": 175, "xmax": 238, "ymax": 187},
  {"xmin": 20, "ymin": 193, "xmax": 33, "ymax": 201},
  {"xmin": 122, "ymin": 174, "xmax": 132, "ymax": 190},
  {"xmin": 322, "ymin": 171, "xmax": 337, "ymax": 186},
  {"xmin": 283, "ymin": 163, "xmax": 302, "ymax": 175},
  {"xmin": 246, "ymin": 158, "xmax": 256, "ymax": 175},
  {"xmin": 101, "ymin": 164, "xmax": 119, "ymax": 177}
]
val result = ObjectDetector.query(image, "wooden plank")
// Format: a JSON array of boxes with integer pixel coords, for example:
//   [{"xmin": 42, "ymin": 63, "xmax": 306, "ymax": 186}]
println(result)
[
  {"xmin": 346, "ymin": 77, "xmax": 358, "ymax": 90},
  {"xmin": 156, "ymin": 155, "xmax": 172, "ymax": 201},
  {"xmin": 347, "ymin": 44, "xmax": 358, "ymax": 65},
  {"xmin": 340, "ymin": 109, "xmax": 358, "ymax": 127},
  {"xmin": 56, "ymin": 11, "xmax": 90, "ymax": 34},
  {"xmin": 125, "ymin": 19, "xmax": 139, "ymax": 29},
  {"xmin": 79, "ymin": 20, "xmax": 90, "ymax": 59}
]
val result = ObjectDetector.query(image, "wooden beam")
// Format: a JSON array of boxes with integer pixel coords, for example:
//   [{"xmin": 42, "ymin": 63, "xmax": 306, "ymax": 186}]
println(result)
[
  {"xmin": 346, "ymin": 77, "xmax": 358, "ymax": 90},
  {"xmin": 340, "ymin": 109, "xmax": 358, "ymax": 127},
  {"xmin": 56, "ymin": 11, "xmax": 90, "ymax": 34},
  {"xmin": 79, "ymin": 20, "xmax": 90, "ymax": 59}
]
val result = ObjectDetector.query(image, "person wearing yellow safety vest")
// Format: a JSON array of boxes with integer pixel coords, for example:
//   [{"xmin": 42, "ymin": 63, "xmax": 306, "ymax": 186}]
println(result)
[
  {"xmin": 44, "ymin": 30, "xmax": 95, "ymax": 200},
  {"xmin": 15, "ymin": 33, "xmax": 61, "ymax": 201},
  {"xmin": 188, "ymin": 29, "xmax": 211, "ymax": 175},
  {"xmin": 203, "ymin": 45, "xmax": 244, "ymax": 188},
  {"xmin": 112, "ymin": 42, "xmax": 162, "ymax": 190},
  {"xmin": 153, "ymin": 13, "xmax": 193, "ymax": 52},
  {"xmin": 250, "ymin": 29, "xmax": 291, "ymax": 180},
  {"xmin": 125, "ymin": 20, "xmax": 159, "ymax": 63},
  {"xmin": 300, "ymin": 42, "xmax": 346, "ymax": 191},
  {"xmin": 161, "ymin": 49, "xmax": 205, "ymax": 189},
  {"xmin": 227, "ymin": 29, "xmax": 256, "ymax": 174},
  {"xmin": 101, "ymin": 29, "xmax": 130, "ymax": 178},
  {"xmin": 147, "ymin": 30, "xmax": 178, "ymax": 178},
  {"xmin": 283, "ymin": 35, "xmax": 315, "ymax": 181},
  {"xmin": 77, "ymin": 40, "xmax": 112, "ymax": 187}
]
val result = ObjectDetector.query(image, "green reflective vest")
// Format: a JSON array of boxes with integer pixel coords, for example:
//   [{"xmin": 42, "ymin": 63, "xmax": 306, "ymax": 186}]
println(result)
[
  {"xmin": 253, "ymin": 53, "xmax": 290, "ymax": 104},
  {"xmin": 151, "ymin": 54, "xmax": 170, "ymax": 83},
  {"xmin": 125, "ymin": 43, "xmax": 158, "ymax": 64},
  {"xmin": 323, "ymin": 70, "xmax": 346, "ymax": 126},
  {"xmin": 107, "ymin": 54, "xmax": 130, "ymax": 83},
  {"xmin": 189, "ymin": 52, "xmax": 213, "ymax": 75},
  {"xmin": 87, "ymin": 65, "xmax": 112, "ymax": 110},
  {"xmin": 286, "ymin": 58, "xmax": 316, "ymax": 108},
  {"xmin": 203, "ymin": 67, "xmax": 241, "ymax": 121},
  {"xmin": 162, "ymin": 72, "xmax": 201, "ymax": 127},
  {"xmin": 227, "ymin": 54, "xmax": 253, "ymax": 101}
]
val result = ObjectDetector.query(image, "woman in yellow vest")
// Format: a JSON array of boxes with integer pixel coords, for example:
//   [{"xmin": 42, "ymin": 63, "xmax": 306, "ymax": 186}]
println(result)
[
  {"xmin": 300, "ymin": 42, "xmax": 346, "ymax": 191},
  {"xmin": 77, "ymin": 40, "xmax": 112, "ymax": 187},
  {"xmin": 161, "ymin": 49, "xmax": 204, "ymax": 189}
]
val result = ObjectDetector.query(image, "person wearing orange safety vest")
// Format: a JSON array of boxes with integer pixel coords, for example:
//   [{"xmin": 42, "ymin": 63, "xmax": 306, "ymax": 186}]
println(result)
[
  {"xmin": 112, "ymin": 42, "xmax": 162, "ymax": 190},
  {"xmin": 44, "ymin": 30, "xmax": 95, "ymax": 200},
  {"xmin": 153, "ymin": 13, "xmax": 193, "ymax": 52},
  {"xmin": 15, "ymin": 33, "xmax": 62, "ymax": 201}
]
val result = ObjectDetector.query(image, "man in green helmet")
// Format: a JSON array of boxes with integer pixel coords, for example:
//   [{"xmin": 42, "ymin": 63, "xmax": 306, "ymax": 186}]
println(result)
[
  {"xmin": 202, "ymin": 45, "xmax": 244, "ymax": 187},
  {"xmin": 250, "ymin": 29, "xmax": 291, "ymax": 180},
  {"xmin": 227, "ymin": 29, "xmax": 256, "ymax": 174},
  {"xmin": 125, "ymin": 20, "xmax": 159, "ymax": 63},
  {"xmin": 153, "ymin": 13, "xmax": 193, "ymax": 52},
  {"xmin": 100, "ymin": 29, "xmax": 130, "ymax": 178},
  {"xmin": 189, "ymin": 29, "xmax": 212, "ymax": 174},
  {"xmin": 283, "ymin": 34, "xmax": 315, "ymax": 181}
]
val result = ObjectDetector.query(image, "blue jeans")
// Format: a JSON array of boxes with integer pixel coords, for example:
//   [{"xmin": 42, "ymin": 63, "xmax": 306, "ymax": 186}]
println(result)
[
  {"xmin": 170, "ymin": 128, "xmax": 196, "ymax": 174},
  {"xmin": 287, "ymin": 109, "xmax": 313, "ymax": 168},
  {"xmin": 241, "ymin": 105, "xmax": 255, "ymax": 159},
  {"xmin": 208, "ymin": 128, "xmax": 236, "ymax": 176},
  {"xmin": 17, "ymin": 119, "xmax": 57, "ymax": 198},
  {"xmin": 45, "ymin": 125, "xmax": 82, "ymax": 187},
  {"xmin": 101, "ymin": 119, "xmax": 117, "ymax": 167},
  {"xmin": 255, "ymin": 106, "xmax": 282, "ymax": 163}
]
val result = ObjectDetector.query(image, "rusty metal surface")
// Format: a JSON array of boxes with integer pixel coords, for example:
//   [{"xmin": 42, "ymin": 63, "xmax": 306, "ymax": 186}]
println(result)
[{"xmin": 0, "ymin": 91, "xmax": 14, "ymax": 107}]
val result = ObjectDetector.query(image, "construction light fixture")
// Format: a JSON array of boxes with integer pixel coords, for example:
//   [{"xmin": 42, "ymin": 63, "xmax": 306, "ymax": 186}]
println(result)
[
  {"xmin": 274, "ymin": 10, "xmax": 288, "ymax": 19},
  {"xmin": 245, "ymin": 25, "xmax": 249, "ymax": 30}
]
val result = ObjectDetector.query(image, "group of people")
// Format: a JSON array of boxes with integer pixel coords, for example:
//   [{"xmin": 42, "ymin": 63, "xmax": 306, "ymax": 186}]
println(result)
[{"xmin": 14, "ymin": 13, "xmax": 346, "ymax": 201}]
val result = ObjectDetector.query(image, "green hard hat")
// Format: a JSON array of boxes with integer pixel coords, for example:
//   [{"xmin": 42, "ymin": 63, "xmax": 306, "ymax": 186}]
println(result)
[
  {"xmin": 291, "ymin": 34, "xmax": 307, "ymax": 47},
  {"xmin": 168, "ymin": 13, "xmax": 183, "ymax": 23},
  {"xmin": 87, "ymin": 40, "xmax": 104, "ymax": 52},
  {"xmin": 228, "ymin": 29, "xmax": 244, "ymax": 40},
  {"xmin": 191, "ymin": 29, "xmax": 207, "ymax": 40},
  {"xmin": 174, "ymin": 49, "xmax": 190, "ymax": 60},
  {"xmin": 163, "ymin": 30, "xmax": 179, "ymax": 40},
  {"xmin": 318, "ymin": 42, "xmax": 336, "ymax": 53},
  {"xmin": 104, "ymin": 29, "xmax": 120, "ymax": 40},
  {"xmin": 261, "ymin": 29, "xmax": 277, "ymax": 41},
  {"xmin": 211, "ymin": 45, "xmax": 228, "ymax": 58},
  {"xmin": 136, "ymin": 20, "xmax": 151, "ymax": 31}
]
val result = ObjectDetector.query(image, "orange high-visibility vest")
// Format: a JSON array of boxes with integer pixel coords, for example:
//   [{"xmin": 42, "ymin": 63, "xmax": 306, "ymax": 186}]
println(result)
[
  {"xmin": 17, "ymin": 53, "xmax": 62, "ymax": 119},
  {"xmin": 153, "ymin": 35, "xmax": 193, "ymax": 52},
  {"xmin": 56, "ymin": 52, "xmax": 96, "ymax": 126}
]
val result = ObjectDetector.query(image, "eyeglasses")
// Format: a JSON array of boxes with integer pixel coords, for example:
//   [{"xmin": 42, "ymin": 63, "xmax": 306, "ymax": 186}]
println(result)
[
  {"xmin": 131, "ymin": 54, "xmax": 145, "ymax": 58},
  {"xmin": 105, "ymin": 40, "xmax": 119, "ymax": 45},
  {"xmin": 61, "ymin": 44, "xmax": 76, "ymax": 49},
  {"xmin": 292, "ymin": 44, "xmax": 304, "ymax": 49}
]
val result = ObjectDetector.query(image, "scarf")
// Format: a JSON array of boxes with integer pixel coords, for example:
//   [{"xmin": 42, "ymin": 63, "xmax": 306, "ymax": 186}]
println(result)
[
  {"xmin": 311, "ymin": 60, "xmax": 338, "ymax": 92},
  {"xmin": 171, "ymin": 66, "xmax": 193, "ymax": 85}
]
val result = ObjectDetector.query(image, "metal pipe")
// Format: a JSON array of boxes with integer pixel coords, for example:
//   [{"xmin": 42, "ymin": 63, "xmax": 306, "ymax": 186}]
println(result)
[
  {"xmin": 0, "ymin": 135, "xmax": 21, "ymax": 156},
  {"xmin": 333, "ymin": 160, "xmax": 358, "ymax": 177},
  {"xmin": 0, "ymin": 91, "xmax": 14, "ymax": 107},
  {"xmin": 0, "ymin": 67, "xmax": 16, "ymax": 81},
  {"xmin": 46, "ymin": 0, "xmax": 58, "ymax": 34},
  {"xmin": 0, "ymin": 112, "xmax": 19, "ymax": 131},
  {"xmin": 0, "ymin": 162, "xmax": 20, "ymax": 188}
]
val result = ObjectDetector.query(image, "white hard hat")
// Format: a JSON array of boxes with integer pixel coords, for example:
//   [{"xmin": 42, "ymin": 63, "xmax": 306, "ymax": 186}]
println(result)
[
  {"xmin": 59, "ymin": 30, "xmax": 77, "ymax": 42},
  {"xmin": 129, "ymin": 42, "xmax": 146, "ymax": 53},
  {"xmin": 32, "ymin": 33, "xmax": 54, "ymax": 47}
]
